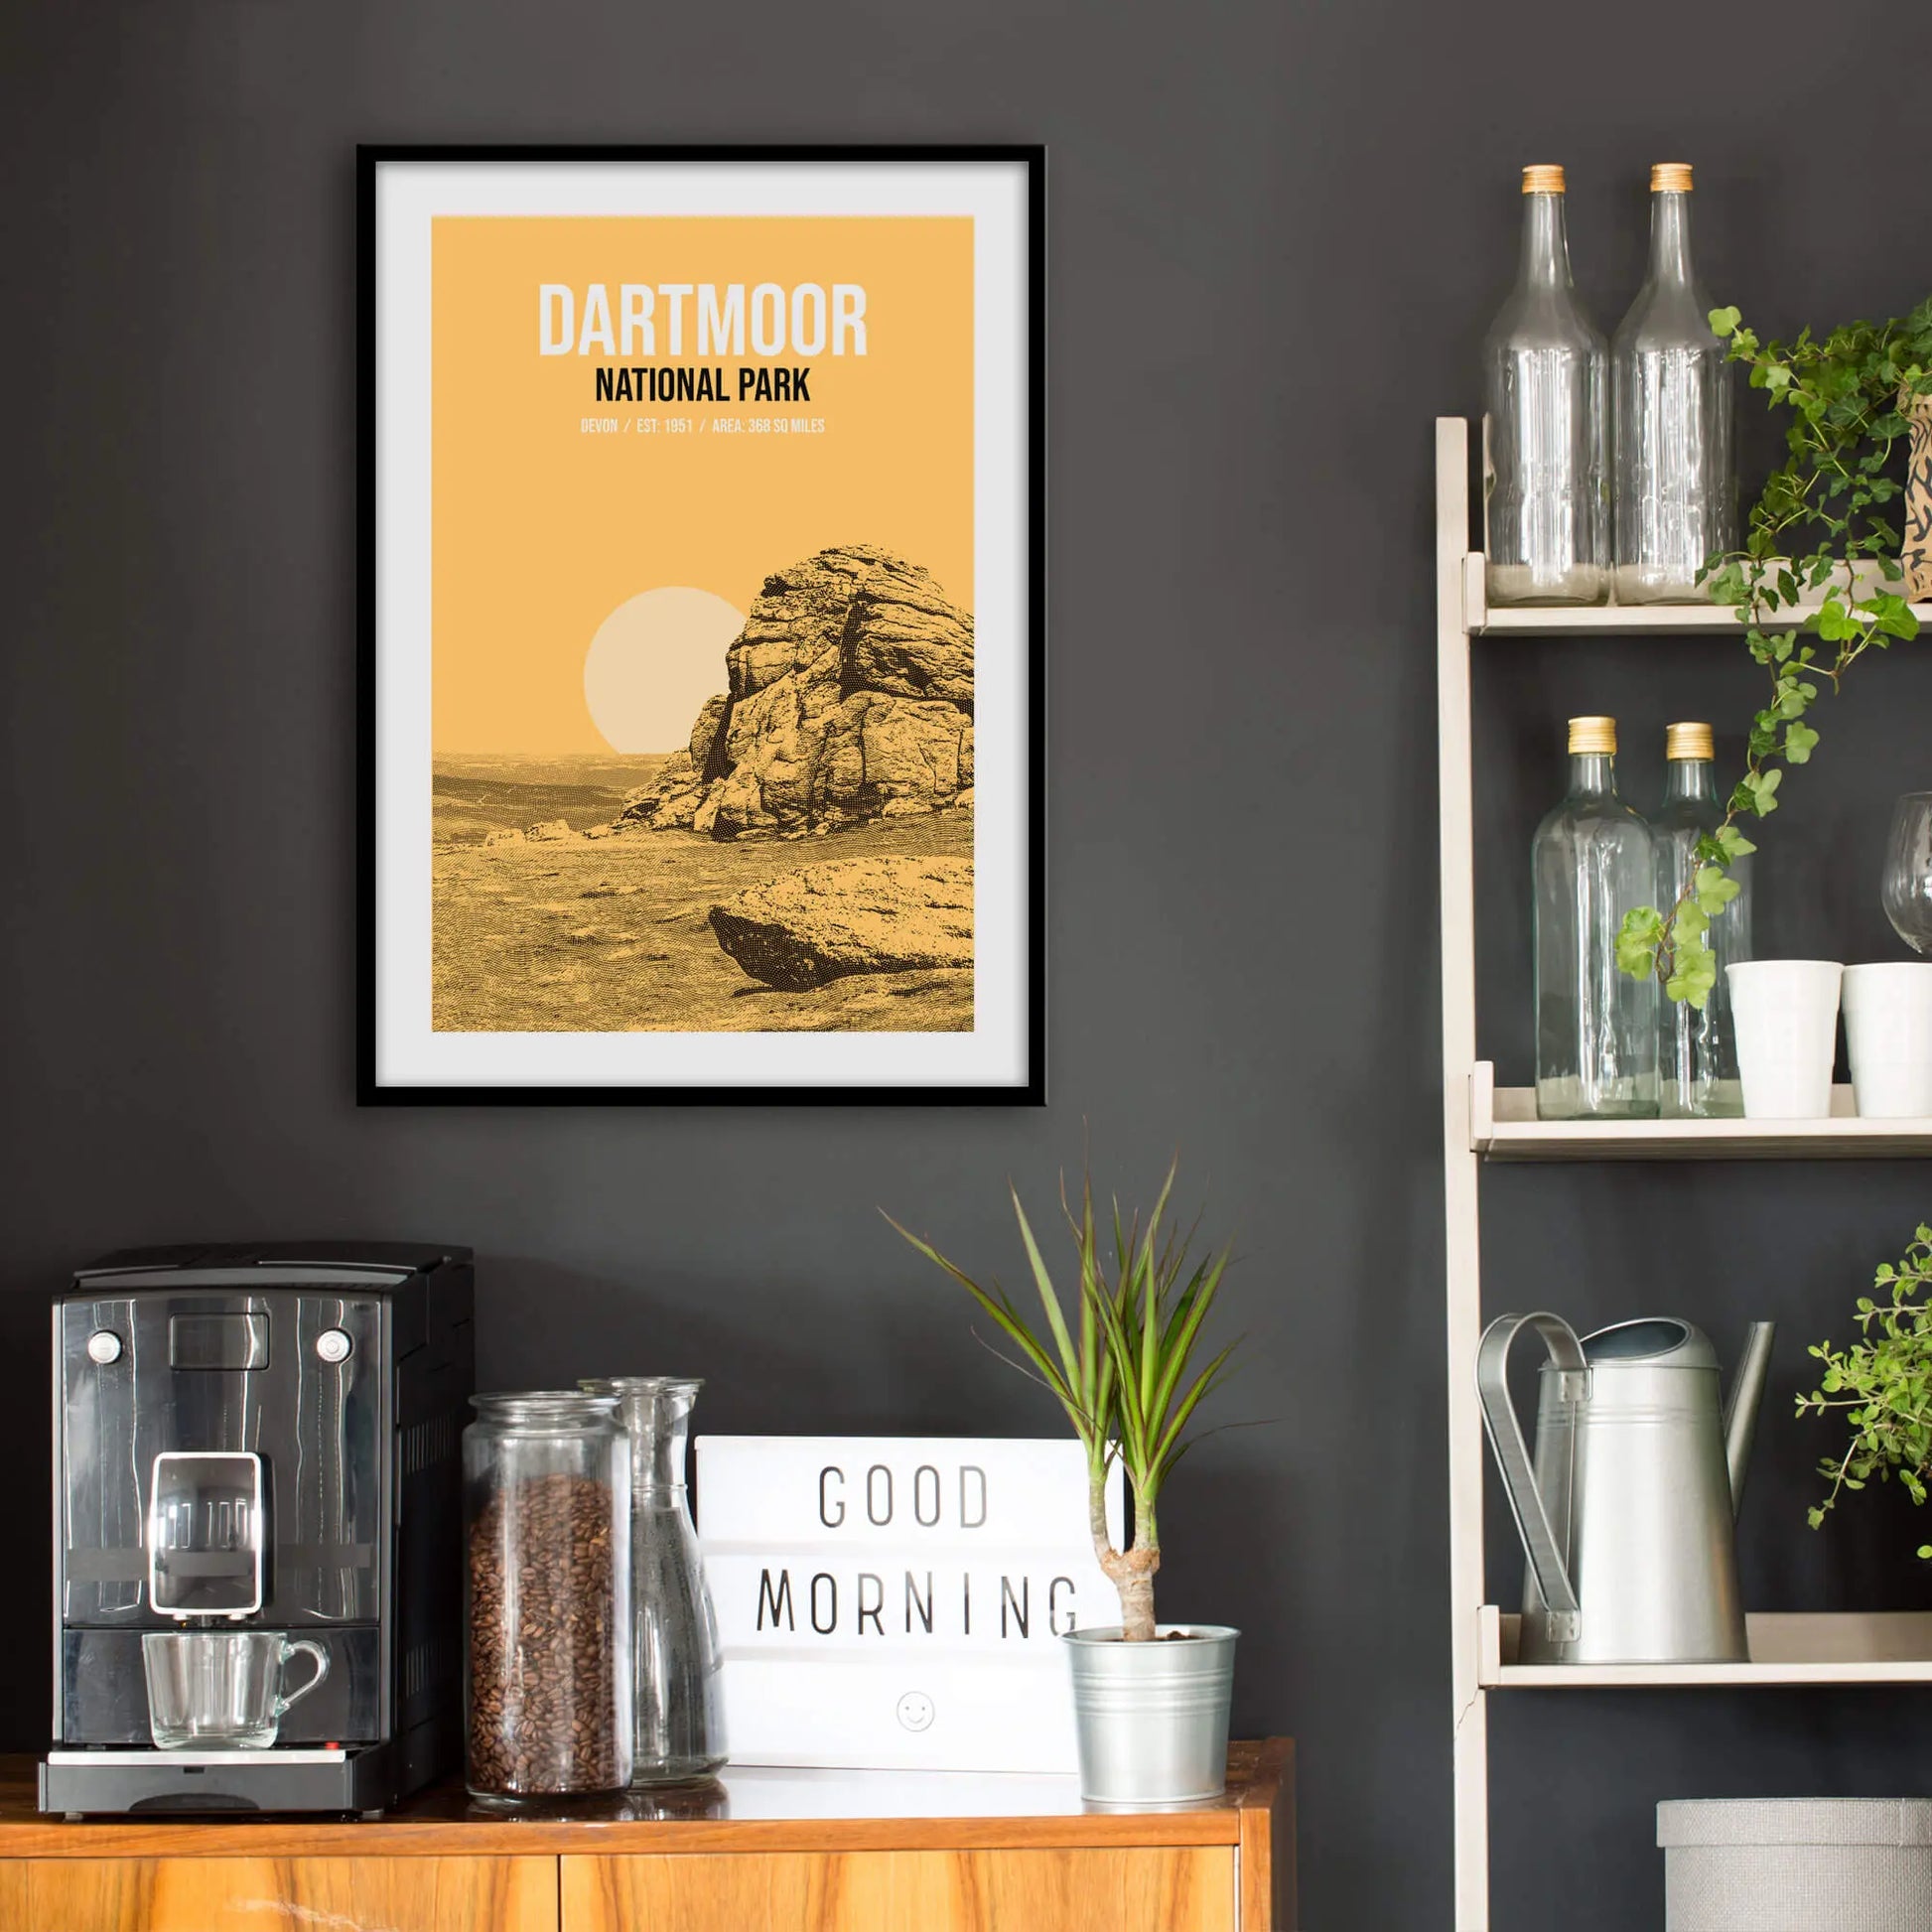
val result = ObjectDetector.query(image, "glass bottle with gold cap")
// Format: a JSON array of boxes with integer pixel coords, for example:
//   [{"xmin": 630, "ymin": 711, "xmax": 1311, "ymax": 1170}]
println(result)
[
  {"xmin": 1612, "ymin": 164, "xmax": 1735, "ymax": 603},
  {"xmin": 1533, "ymin": 716, "xmax": 1659, "ymax": 1118},
  {"xmin": 1655, "ymin": 721, "xmax": 1750, "ymax": 1116},
  {"xmin": 1482, "ymin": 164, "xmax": 1609, "ymax": 606}
]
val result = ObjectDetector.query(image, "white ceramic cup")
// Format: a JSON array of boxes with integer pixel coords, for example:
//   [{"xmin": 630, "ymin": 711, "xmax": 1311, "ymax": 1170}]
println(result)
[
  {"xmin": 1842, "ymin": 963, "xmax": 1932, "ymax": 1118},
  {"xmin": 1725, "ymin": 960, "xmax": 1845, "ymax": 1119}
]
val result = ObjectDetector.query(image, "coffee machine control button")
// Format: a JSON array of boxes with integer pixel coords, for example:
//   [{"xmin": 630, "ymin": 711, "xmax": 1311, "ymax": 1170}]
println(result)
[
  {"xmin": 315, "ymin": 1328, "xmax": 353, "ymax": 1364},
  {"xmin": 85, "ymin": 1330, "xmax": 123, "ymax": 1366}
]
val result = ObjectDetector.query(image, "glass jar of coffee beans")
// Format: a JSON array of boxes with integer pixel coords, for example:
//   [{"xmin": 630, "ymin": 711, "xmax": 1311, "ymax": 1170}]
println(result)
[{"xmin": 463, "ymin": 1392, "xmax": 631, "ymax": 1804}]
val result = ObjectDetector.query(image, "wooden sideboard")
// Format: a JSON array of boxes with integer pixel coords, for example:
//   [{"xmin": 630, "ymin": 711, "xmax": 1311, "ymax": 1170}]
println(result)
[{"xmin": 0, "ymin": 1739, "xmax": 1294, "ymax": 1932}]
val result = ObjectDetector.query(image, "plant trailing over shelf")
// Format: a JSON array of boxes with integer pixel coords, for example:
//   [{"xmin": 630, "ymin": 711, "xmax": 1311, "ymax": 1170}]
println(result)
[
  {"xmin": 1798, "ymin": 1226, "xmax": 1932, "ymax": 1556},
  {"xmin": 885, "ymin": 1160, "xmax": 1239, "ymax": 1642},
  {"xmin": 1617, "ymin": 296, "xmax": 1932, "ymax": 1007}
]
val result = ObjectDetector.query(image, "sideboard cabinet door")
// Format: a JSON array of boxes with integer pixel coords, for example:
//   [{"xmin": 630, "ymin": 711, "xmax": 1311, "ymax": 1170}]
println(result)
[
  {"xmin": 0, "ymin": 1856, "xmax": 560, "ymax": 1932},
  {"xmin": 563, "ymin": 1848, "xmax": 1239, "ymax": 1932}
]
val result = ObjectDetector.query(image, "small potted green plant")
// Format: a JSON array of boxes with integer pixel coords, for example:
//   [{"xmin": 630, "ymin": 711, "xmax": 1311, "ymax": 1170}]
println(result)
[
  {"xmin": 1798, "ymin": 1226, "xmax": 1932, "ymax": 1551},
  {"xmin": 887, "ymin": 1159, "xmax": 1242, "ymax": 1805}
]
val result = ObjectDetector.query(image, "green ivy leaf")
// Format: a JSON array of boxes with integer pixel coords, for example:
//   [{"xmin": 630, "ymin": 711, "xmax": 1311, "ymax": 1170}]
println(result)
[
  {"xmin": 1695, "ymin": 865, "xmax": 1742, "ymax": 915},
  {"xmin": 1814, "ymin": 598, "xmax": 1858, "ymax": 641},
  {"xmin": 1706, "ymin": 562, "xmax": 1746, "ymax": 605},
  {"xmin": 1784, "ymin": 721, "xmax": 1820, "ymax": 763},
  {"xmin": 1615, "ymin": 907, "xmax": 1667, "ymax": 979},
  {"xmin": 1865, "ymin": 592, "xmax": 1922, "ymax": 640},
  {"xmin": 1710, "ymin": 305, "xmax": 1741, "ymax": 339},
  {"xmin": 1665, "ymin": 934, "xmax": 1719, "ymax": 1009}
]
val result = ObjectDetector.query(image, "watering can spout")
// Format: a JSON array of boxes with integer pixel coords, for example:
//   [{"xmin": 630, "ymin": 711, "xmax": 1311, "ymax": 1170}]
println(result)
[{"xmin": 1724, "ymin": 1322, "xmax": 1776, "ymax": 1517}]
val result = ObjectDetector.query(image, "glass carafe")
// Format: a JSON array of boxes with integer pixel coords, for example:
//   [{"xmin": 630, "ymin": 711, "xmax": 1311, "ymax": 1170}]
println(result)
[
  {"xmin": 1533, "ymin": 716, "xmax": 1660, "ymax": 1119},
  {"xmin": 1612, "ymin": 164, "xmax": 1735, "ymax": 603},
  {"xmin": 1654, "ymin": 723, "xmax": 1750, "ymax": 1116},
  {"xmin": 1483, "ymin": 165, "xmax": 1609, "ymax": 606},
  {"xmin": 583, "ymin": 1377, "xmax": 728, "ymax": 1785}
]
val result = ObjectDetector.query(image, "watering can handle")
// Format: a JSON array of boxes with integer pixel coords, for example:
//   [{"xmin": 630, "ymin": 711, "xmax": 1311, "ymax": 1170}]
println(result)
[{"xmin": 1475, "ymin": 1312, "xmax": 1587, "ymax": 1624}]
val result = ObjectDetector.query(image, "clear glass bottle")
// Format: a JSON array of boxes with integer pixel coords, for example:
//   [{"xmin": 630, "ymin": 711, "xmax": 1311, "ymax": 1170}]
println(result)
[
  {"xmin": 1612, "ymin": 164, "xmax": 1735, "ymax": 603},
  {"xmin": 1483, "ymin": 165, "xmax": 1609, "ymax": 606},
  {"xmin": 1534, "ymin": 716, "xmax": 1659, "ymax": 1119},
  {"xmin": 582, "ymin": 1377, "xmax": 727, "ymax": 1785},
  {"xmin": 1655, "ymin": 723, "xmax": 1750, "ymax": 1117},
  {"xmin": 463, "ymin": 1392, "xmax": 631, "ymax": 1805}
]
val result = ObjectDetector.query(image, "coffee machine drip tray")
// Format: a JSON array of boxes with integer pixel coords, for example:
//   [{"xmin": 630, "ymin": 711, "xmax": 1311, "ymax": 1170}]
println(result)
[
  {"xmin": 49, "ymin": 1748, "xmax": 348, "ymax": 1765},
  {"xmin": 41, "ymin": 1745, "xmax": 396, "ymax": 1818}
]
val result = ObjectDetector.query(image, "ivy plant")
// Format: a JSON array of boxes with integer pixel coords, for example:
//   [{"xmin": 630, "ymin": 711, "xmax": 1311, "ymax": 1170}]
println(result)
[
  {"xmin": 1615, "ymin": 297, "xmax": 1932, "ymax": 1006},
  {"xmin": 1798, "ymin": 1227, "xmax": 1932, "ymax": 1556}
]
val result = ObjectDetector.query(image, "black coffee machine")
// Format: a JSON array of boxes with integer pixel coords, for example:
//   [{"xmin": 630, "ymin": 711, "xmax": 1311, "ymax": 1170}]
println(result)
[{"xmin": 42, "ymin": 1243, "xmax": 474, "ymax": 1816}]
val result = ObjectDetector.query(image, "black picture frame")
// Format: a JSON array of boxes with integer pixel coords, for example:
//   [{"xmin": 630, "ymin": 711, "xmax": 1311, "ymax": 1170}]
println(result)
[{"xmin": 357, "ymin": 144, "xmax": 1045, "ymax": 1106}]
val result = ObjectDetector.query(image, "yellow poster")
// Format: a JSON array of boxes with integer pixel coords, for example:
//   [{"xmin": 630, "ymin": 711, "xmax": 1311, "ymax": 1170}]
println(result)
[{"xmin": 430, "ymin": 214, "xmax": 978, "ymax": 1035}]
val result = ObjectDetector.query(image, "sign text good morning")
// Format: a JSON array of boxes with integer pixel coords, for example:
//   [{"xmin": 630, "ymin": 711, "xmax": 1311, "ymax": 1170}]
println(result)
[{"xmin": 696, "ymin": 1437, "xmax": 1124, "ymax": 1773}]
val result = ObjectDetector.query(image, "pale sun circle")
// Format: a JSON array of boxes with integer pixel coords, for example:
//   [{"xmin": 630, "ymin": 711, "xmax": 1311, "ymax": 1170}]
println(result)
[{"xmin": 584, "ymin": 587, "xmax": 746, "ymax": 754}]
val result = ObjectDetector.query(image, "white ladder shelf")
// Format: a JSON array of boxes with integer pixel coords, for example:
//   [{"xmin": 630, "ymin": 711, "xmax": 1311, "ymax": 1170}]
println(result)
[{"xmin": 1432, "ymin": 416, "xmax": 1932, "ymax": 1929}]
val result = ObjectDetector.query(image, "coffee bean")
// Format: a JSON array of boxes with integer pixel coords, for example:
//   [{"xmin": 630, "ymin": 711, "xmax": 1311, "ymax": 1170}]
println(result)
[{"xmin": 467, "ymin": 1470, "xmax": 621, "ymax": 1796}]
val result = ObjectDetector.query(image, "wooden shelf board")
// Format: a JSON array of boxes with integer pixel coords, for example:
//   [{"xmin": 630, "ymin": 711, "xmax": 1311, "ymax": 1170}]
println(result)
[
  {"xmin": 1461, "ymin": 553, "xmax": 1932, "ymax": 638},
  {"xmin": 1470, "ymin": 1065, "xmax": 1932, "ymax": 1161},
  {"xmin": 0, "ymin": 1743, "xmax": 1293, "ymax": 1858},
  {"xmin": 1479, "ymin": 1607, "xmax": 1932, "ymax": 1689}
]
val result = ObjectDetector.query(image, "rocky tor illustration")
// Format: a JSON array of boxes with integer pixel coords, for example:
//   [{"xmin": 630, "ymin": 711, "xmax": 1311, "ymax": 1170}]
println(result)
[
  {"xmin": 432, "ymin": 544, "xmax": 976, "ymax": 1031},
  {"xmin": 618, "ymin": 544, "xmax": 974, "ymax": 840}
]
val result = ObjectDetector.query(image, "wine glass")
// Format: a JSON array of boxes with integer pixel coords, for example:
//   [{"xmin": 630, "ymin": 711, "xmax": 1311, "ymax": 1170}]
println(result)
[{"xmin": 1882, "ymin": 793, "xmax": 1932, "ymax": 955}]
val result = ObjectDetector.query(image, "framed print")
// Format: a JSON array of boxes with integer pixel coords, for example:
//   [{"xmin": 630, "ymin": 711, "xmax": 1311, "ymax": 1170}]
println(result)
[{"xmin": 359, "ymin": 145, "xmax": 1043, "ymax": 1103}]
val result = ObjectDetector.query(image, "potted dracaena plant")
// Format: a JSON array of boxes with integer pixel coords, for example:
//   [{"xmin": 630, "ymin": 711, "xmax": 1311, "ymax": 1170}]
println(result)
[{"xmin": 886, "ymin": 1159, "xmax": 1243, "ymax": 1805}]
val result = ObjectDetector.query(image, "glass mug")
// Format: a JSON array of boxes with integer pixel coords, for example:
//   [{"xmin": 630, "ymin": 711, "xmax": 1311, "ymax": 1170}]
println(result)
[{"xmin": 142, "ymin": 1629, "xmax": 330, "ymax": 1749}]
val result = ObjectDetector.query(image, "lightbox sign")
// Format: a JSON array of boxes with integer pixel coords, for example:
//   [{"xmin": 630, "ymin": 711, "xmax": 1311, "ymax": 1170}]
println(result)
[{"xmin": 696, "ymin": 1437, "xmax": 1125, "ymax": 1772}]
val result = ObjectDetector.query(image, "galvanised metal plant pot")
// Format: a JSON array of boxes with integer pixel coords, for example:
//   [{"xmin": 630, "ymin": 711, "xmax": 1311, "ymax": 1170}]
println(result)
[{"xmin": 1062, "ymin": 1624, "xmax": 1238, "ymax": 1806}]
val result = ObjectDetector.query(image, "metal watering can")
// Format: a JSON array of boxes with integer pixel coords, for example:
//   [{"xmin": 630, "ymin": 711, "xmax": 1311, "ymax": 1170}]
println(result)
[{"xmin": 1476, "ymin": 1313, "xmax": 1775, "ymax": 1665}]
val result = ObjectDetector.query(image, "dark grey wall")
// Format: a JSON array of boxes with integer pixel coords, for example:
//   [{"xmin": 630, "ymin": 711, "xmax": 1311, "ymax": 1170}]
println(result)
[{"xmin": 5, "ymin": 1, "xmax": 1931, "ymax": 1923}]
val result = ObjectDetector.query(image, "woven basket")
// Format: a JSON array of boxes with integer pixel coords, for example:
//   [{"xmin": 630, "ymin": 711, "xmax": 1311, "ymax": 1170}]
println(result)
[
  {"xmin": 1905, "ymin": 389, "xmax": 1931, "ymax": 603},
  {"xmin": 1659, "ymin": 1799, "xmax": 1932, "ymax": 1931}
]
